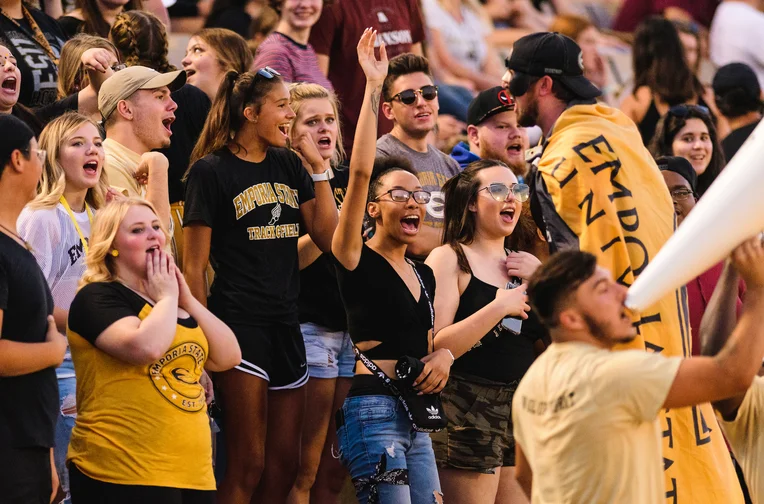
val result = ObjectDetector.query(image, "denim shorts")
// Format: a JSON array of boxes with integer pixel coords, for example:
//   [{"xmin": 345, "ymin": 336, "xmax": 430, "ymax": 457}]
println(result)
[
  {"xmin": 301, "ymin": 322, "xmax": 355, "ymax": 379},
  {"xmin": 337, "ymin": 395, "xmax": 442, "ymax": 504},
  {"xmin": 55, "ymin": 359, "xmax": 77, "ymax": 503}
]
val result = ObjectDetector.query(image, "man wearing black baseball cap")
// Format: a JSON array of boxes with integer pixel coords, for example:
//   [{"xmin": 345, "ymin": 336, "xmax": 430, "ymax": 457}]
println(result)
[
  {"xmin": 450, "ymin": 86, "xmax": 530, "ymax": 179},
  {"xmin": 713, "ymin": 62, "xmax": 764, "ymax": 160},
  {"xmin": 506, "ymin": 33, "xmax": 743, "ymax": 504}
]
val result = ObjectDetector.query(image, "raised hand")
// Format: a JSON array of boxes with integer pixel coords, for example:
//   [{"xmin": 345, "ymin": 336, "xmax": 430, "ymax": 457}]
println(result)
[
  {"xmin": 81, "ymin": 47, "xmax": 118, "ymax": 74},
  {"xmin": 357, "ymin": 28, "xmax": 388, "ymax": 84},
  {"xmin": 175, "ymin": 267, "xmax": 196, "ymax": 311},
  {"xmin": 145, "ymin": 250, "xmax": 179, "ymax": 303},
  {"xmin": 506, "ymin": 251, "xmax": 542, "ymax": 281},
  {"xmin": 292, "ymin": 133, "xmax": 324, "ymax": 171},
  {"xmin": 134, "ymin": 152, "xmax": 169, "ymax": 186},
  {"xmin": 731, "ymin": 235, "xmax": 764, "ymax": 288}
]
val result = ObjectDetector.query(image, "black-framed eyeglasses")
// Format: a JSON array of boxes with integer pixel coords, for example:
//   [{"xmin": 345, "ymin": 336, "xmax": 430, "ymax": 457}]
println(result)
[
  {"xmin": 668, "ymin": 104, "xmax": 710, "ymax": 118},
  {"xmin": 669, "ymin": 188, "xmax": 695, "ymax": 201},
  {"xmin": 391, "ymin": 85, "xmax": 438, "ymax": 106},
  {"xmin": 374, "ymin": 188, "xmax": 432, "ymax": 204},
  {"xmin": 256, "ymin": 66, "xmax": 281, "ymax": 80},
  {"xmin": 479, "ymin": 182, "xmax": 529, "ymax": 203}
]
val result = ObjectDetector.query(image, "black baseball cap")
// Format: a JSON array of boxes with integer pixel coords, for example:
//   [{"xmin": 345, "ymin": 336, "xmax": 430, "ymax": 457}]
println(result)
[
  {"xmin": 713, "ymin": 63, "xmax": 762, "ymax": 104},
  {"xmin": 467, "ymin": 86, "xmax": 515, "ymax": 126},
  {"xmin": 656, "ymin": 156, "xmax": 697, "ymax": 193},
  {"xmin": 0, "ymin": 115, "xmax": 35, "ymax": 169},
  {"xmin": 505, "ymin": 32, "xmax": 601, "ymax": 100}
]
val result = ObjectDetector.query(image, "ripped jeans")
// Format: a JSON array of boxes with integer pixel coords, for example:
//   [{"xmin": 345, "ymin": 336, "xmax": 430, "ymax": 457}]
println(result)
[
  {"xmin": 337, "ymin": 395, "xmax": 442, "ymax": 504},
  {"xmin": 55, "ymin": 359, "xmax": 77, "ymax": 503}
]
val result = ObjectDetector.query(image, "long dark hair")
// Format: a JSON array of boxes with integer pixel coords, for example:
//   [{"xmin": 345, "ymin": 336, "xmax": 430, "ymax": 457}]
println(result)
[
  {"xmin": 188, "ymin": 70, "xmax": 283, "ymax": 169},
  {"xmin": 110, "ymin": 11, "xmax": 175, "ymax": 73},
  {"xmin": 442, "ymin": 159, "xmax": 512, "ymax": 273},
  {"xmin": 632, "ymin": 17, "xmax": 700, "ymax": 105},
  {"xmin": 650, "ymin": 107, "xmax": 726, "ymax": 197},
  {"xmin": 76, "ymin": 0, "xmax": 143, "ymax": 38}
]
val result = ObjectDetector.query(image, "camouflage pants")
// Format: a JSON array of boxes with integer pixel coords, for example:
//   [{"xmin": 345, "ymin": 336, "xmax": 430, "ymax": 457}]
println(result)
[{"xmin": 431, "ymin": 373, "xmax": 519, "ymax": 474}]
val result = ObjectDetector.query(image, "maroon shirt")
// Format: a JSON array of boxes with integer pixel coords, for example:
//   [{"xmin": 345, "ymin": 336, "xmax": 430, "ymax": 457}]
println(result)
[
  {"xmin": 309, "ymin": 0, "xmax": 426, "ymax": 155},
  {"xmin": 686, "ymin": 261, "xmax": 746, "ymax": 356},
  {"xmin": 252, "ymin": 32, "xmax": 333, "ymax": 91},
  {"xmin": 612, "ymin": 0, "xmax": 720, "ymax": 32}
]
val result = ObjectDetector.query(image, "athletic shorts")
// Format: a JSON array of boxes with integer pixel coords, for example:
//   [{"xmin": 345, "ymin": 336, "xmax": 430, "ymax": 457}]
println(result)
[
  {"xmin": 300, "ymin": 322, "xmax": 355, "ymax": 379},
  {"xmin": 431, "ymin": 373, "xmax": 519, "ymax": 473},
  {"xmin": 231, "ymin": 323, "xmax": 309, "ymax": 390}
]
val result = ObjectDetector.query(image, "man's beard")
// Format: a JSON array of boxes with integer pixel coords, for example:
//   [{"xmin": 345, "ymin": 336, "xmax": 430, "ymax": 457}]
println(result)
[
  {"xmin": 517, "ymin": 96, "xmax": 540, "ymax": 128},
  {"xmin": 582, "ymin": 313, "xmax": 636, "ymax": 346}
]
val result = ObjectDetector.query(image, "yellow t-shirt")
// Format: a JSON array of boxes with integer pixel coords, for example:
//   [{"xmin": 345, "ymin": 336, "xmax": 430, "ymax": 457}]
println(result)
[
  {"xmin": 513, "ymin": 342, "xmax": 682, "ymax": 503},
  {"xmin": 66, "ymin": 282, "xmax": 214, "ymax": 490},
  {"xmin": 719, "ymin": 376, "xmax": 764, "ymax": 504},
  {"xmin": 103, "ymin": 138, "xmax": 145, "ymax": 198},
  {"xmin": 535, "ymin": 103, "xmax": 744, "ymax": 502}
]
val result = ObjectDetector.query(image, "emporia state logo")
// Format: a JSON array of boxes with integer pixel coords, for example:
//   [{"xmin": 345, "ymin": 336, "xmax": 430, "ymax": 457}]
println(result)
[
  {"xmin": 427, "ymin": 405, "xmax": 441, "ymax": 420},
  {"xmin": 149, "ymin": 342, "xmax": 206, "ymax": 412}
]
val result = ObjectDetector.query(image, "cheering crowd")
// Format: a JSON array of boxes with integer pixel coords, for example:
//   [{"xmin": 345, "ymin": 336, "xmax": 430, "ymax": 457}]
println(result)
[{"xmin": 2, "ymin": 0, "xmax": 764, "ymax": 503}]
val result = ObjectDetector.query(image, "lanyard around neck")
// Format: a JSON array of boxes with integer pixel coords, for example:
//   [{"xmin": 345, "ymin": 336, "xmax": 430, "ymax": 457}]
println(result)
[
  {"xmin": 59, "ymin": 196, "xmax": 94, "ymax": 255},
  {"xmin": 0, "ymin": 6, "xmax": 59, "ymax": 64}
]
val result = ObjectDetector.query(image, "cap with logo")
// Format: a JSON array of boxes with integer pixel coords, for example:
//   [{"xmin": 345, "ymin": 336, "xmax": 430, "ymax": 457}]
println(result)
[
  {"xmin": 504, "ymin": 32, "xmax": 601, "ymax": 100},
  {"xmin": 98, "ymin": 66, "xmax": 186, "ymax": 121},
  {"xmin": 467, "ymin": 86, "xmax": 515, "ymax": 126},
  {"xmin": 712, "ymin": 62, "xmax": 763, "ymax": 107}
]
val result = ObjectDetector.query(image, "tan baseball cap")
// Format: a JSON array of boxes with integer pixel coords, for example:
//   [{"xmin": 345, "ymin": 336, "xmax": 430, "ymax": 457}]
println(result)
[{"xmin": 98, "ymin": 66, "xmax": 186, "ymax": 121}]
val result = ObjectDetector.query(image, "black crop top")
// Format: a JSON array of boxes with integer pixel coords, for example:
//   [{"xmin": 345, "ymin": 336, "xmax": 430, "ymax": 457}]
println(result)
[
  {"xmin": 335, "ymin": 245, "xmax": 434, "ymax": 360},
  {"xmin": 453, "ymin": 274, "xmax": 542, "ymax": 384}
]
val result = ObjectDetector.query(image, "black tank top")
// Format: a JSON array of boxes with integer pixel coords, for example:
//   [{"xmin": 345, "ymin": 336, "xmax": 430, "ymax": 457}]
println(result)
[
  {"xmin": 452, "ymin": 275, "xmax": 540, "ymax": 383},
  {"xmin": 638, "ymin": 100, "xmax": 661, "ymax": 146},
  {"xmin": 335, "ymin": 244, "xmax": 433, "ymax": 361}
]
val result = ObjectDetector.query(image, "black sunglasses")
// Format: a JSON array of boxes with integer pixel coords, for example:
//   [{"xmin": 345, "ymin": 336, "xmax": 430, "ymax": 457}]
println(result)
[
  {"xmin": 391, "ymin": 85, "xmax": 438, "ymax": 106},
  {"xmin": 478, "ymin": 182, "xmax": 530, "ymax": 203},
  {"xmin": 374, "ymin": 188, "xmax": 432, "ymax": 204},
  {"xmin": 667, "ymin": 104, "xmax": 710, "ymax": 118}
]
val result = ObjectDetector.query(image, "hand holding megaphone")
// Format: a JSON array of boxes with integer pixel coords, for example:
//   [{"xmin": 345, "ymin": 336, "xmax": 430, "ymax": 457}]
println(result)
[{"xmin": 626, "ymin": 121, "xmax": 764, "ymax": 311}]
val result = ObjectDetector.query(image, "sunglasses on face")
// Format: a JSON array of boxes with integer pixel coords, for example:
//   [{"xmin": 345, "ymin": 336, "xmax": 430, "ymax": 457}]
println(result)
[
  {"xmin": 374, "ymin": 188, "xmax": 432, "ymax": 204},
  {"xmin": 669, "ymin": 188, "xmax": 695, "ymax": 201},
  {"xmin": 391, "ymin": 85, "xmax": 438, "ymax": 106},
  {"xmin": 667, "ymin": 104, "xmax": 710, "ymax": 118},
  {"xmin": 479, "ymin": 182, "xmax": 530, "ymax": 203},
  {"xmin": 256, "ymin": 66, "xmax": 281, "ymax": 80}
]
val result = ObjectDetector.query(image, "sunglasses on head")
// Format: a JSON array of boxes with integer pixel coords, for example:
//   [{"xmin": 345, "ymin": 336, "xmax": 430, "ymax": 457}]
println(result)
[
  {"xmin": 667, "ymin": 104, "xmax": 710, "ymax": 118},
  {"xmin": 479, "ymin": 182, "xmax": 530, "ymax": 203},
  {"xmin": 256, "ymin": 66, "xmax": 281, "ymax": 80},
  {"xmin": 374, "ymin": 188, "xmax": 432, "ymax": 204},
  {"xmin": 391, "ymin": 85, "xmax": 438, "ymax": 106}
]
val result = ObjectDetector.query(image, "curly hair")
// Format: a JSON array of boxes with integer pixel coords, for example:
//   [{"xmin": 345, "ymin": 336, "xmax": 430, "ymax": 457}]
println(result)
[{"xmin": 110, "ymin": 11, "xmax": 176, "ymax": 73}]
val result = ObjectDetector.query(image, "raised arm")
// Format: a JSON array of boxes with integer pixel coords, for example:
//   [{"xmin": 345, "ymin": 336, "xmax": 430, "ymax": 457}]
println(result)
[
  {"xmin": 331, "ymin": 29, "xmax": 388, "ymax": 270},
  {"xmin": 663, "ymin": 237, "xmax": 764, "ymax": 410},
  {"xmin": 295, "ymin": 135, "xmax": 338, "ymax": 253}
]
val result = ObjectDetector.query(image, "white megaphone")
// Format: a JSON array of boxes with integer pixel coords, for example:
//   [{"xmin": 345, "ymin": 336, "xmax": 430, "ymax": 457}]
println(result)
[{"xmin": 625, "ymin": 120, "xmax": 764, "ymax": 311}]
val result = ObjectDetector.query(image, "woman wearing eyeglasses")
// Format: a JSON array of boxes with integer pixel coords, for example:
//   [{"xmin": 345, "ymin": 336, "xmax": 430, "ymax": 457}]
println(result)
[
  {"xmin": 650, "ymin": 104, "xmax": 726, "ymax": 197},
  {"xmin": 183, "ymin": 63, "xmax": 338, "ymax": 503},
  {"xmin": 425, "ymin": 159, "xmax": 542, "ymax": 504},
  {"xmin": 333, "ymin": 30, "xmax": 453, "ymax": 504}
]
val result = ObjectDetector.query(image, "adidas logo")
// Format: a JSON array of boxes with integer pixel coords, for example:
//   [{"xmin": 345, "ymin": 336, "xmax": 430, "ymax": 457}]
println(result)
[{"xmin": 426, "ymin": 406, "xmax": 441, "ymax": 420}]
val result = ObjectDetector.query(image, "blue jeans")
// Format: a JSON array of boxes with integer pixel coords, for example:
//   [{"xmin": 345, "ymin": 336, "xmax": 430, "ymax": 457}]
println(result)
[
  {"xmin": 337, "ymin": 395, "xmax": 442, "ymax": 504},
  {"xmin": 55, "ymin": 360, "xmax": 76, "ymax": 504}
]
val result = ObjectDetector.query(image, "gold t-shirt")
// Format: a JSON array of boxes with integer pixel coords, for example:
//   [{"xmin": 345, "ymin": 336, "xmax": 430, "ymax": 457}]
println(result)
[
  {"xmin": 513, "ymin": 342, "xmax": 682, "ymax": 503},
  {"xmin": 719, "ymin": 376, "xmax": 764, "ymax": 504},
  {"xmin": 66, "ymin": 281, "xmax": 214, "ymax": 489},
  {"xmin": 103, "ymin": 138, "xmax": 145, "ymax": 198}
]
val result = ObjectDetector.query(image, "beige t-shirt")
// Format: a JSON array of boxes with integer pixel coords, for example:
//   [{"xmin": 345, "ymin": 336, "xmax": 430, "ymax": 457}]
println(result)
[
  {"xmin": 719, "ymin": 376, "xmax": 764, "ymax": 504},
  {"xmin": 512, "ymin": 342, "xmax": 682, "ymax": 504},
  {"xmin": 103, "ymin": 138, "xmax": 145, "ymax": 198}
]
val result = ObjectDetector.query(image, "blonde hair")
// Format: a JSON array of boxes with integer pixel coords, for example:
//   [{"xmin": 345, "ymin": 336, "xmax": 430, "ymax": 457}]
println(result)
[
  {"xmin": 57, "ymin": 34, "xmax": 120, "ymax": 99},
  {"xmin": 288, "ymin": 82, "xmax": 345, "ymax": 168},
  {"xmin": 80, "ymin": 198, "xmax": 172, "ymax": 286},
  {"xmin": 29, "ymin": 113, "xmax": 109, "ymax": 211},
  {"xmin": 193, "ymin": 28, "xmax": 253, "ymax": 74}
]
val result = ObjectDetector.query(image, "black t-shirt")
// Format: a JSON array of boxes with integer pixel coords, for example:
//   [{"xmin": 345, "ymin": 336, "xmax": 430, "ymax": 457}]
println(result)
[
  {"xmin": 722, "ymin": 120, "xmax": 759, "ymax": 162},
  {"xmin": 158, "ymin": 84, "xmax": 211, "ymax": 204},
  {"xmin": 335, "ymin": 245, "xmax": 435, "ymax": 360},
  {"xmin": 0, "ymin": 8, "xmax": 65, "ymax": 108},
  {"xmin": 298, "ymin": 166, "xmax": 348, "ymax": 331},
  {"xmin": 0, "ymin": 233, "xmax": 57, "ymax": 449},
  {"xmin": 57, "ymin": 15, "xmax": 84, "ymax": 39},
  {"xmin": 183, "ymin": 147, "xmax": 315, "ymax": 325}
]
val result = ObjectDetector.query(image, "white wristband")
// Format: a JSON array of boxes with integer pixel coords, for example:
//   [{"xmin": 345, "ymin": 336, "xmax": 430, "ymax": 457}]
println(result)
[{"xmin": 445, "ymin": 349, "xmax": 455, "ymax": 365}]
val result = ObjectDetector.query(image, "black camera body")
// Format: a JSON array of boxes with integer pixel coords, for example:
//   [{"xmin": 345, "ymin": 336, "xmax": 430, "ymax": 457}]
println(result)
[{"xmin": 395, "ymin": 356, "xmax": 425, "ymax": 387}]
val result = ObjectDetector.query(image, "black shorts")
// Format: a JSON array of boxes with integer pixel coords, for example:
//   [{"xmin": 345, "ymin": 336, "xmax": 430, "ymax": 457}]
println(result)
[
  {"xmin": 0, "ymin": 446, "xmax": 51, "ymax": 504},
  {"xmin": 231, "ymin": 323, "xmax": 309, "ymax": 390},
  {"xmin": 68, "ymin": 464, "xmax": 214, "ymax": 504}
]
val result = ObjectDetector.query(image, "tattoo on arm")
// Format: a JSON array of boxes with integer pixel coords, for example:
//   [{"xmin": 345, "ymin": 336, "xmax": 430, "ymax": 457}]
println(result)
[{"xmin": 371, "ymin": 87, "xmax": 381, "ymax": 117}]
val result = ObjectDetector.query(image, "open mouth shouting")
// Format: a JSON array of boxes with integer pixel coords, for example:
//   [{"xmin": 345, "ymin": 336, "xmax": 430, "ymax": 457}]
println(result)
[
  {"xmin": 400, "ymin": 214, "xmax": 421, "ymax": 235},
  {"xmin": 414, "ymin": 110, "xmax": 432, "ymax": 122},
  {"xmin": 162, "ymin": 115, "xmax": 175, "ymax": 136},
  {"xmin": 1, "ymin": 75, "xmax": 17, "ymax": 94},
  {"xmin": 506, "ymin": 139, "xmax": 524, "ymax": 158},
  {"xmin": 277, "ymin": 123, "xmax": 290, "ymax": 138},
  {"xmin": 83, "ymin": 160, "xmax": 99, "ymax": 177},
  {"xmin": 146, "ymin": 244, "xmax": 160, "ymax": 255},
  {"xmin": 500, "ymin": 205, "xmax": 516, "ymax": 224},
  {"xmin": 316, "ymin": 135, "xmax": 333, "ymax": 149}
]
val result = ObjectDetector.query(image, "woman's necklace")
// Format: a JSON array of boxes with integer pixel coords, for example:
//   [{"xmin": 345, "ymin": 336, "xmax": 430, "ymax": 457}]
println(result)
[{"xmin": 0, "ymin": 222, "xmax": 31, "ymax": 251}]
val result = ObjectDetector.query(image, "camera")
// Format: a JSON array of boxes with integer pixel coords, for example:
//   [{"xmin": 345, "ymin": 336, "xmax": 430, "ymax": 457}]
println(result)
[{"xmin": 395, "ymin": 356, "xmax": 425, "ymax": 387}]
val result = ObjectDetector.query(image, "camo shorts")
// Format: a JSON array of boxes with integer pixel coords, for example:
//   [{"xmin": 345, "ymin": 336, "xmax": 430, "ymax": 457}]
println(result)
[{"xmin": 431, "ymin": 373, "xmax": 519, "ymax": 474}]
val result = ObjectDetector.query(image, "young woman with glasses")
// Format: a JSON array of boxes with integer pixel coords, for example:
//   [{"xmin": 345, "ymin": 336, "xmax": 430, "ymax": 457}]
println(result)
[
  {"xmin": 333, "ymin": 29, "xmax": 453, "ymax": 504},
  {"xmin": 650, "ymin": 104, "xmax": 726, "ymax": 197},
  {"xmin": 425, "ymin": 159, "xmax": 544, "ymax": 504},
  {"xmin": 183, "ymin": 64, "xmax": 338, "ymax": 503}
]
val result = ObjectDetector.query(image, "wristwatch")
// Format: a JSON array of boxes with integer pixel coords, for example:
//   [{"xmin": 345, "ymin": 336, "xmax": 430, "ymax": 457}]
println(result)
[{"xmin": 311, "ymin": 168, "xmax": 334, "ymax": 182}]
